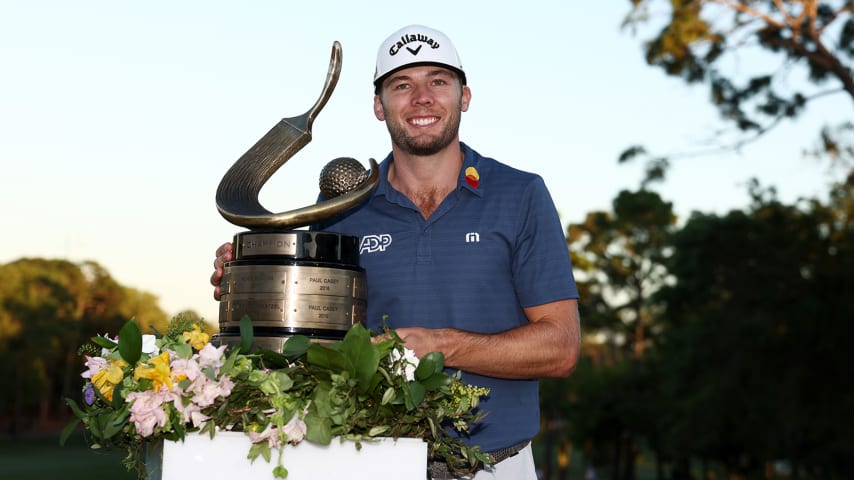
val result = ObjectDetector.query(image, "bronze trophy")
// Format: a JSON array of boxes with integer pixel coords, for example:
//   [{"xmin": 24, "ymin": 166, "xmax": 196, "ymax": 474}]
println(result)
[{"xmin": 213, "ymin": 42, "xmax": 379, "ymax": 351}]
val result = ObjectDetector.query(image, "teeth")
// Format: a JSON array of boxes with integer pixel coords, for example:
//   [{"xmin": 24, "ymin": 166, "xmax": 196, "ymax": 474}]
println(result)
[{"xmin": 410, "ymin": 117, "xmax": 437, "ymax": 126}]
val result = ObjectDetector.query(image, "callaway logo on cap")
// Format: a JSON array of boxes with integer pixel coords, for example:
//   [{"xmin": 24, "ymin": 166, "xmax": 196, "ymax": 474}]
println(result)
[{"xmin": 373, "ymin": 25, "xmax": 466, "ymax": 92}]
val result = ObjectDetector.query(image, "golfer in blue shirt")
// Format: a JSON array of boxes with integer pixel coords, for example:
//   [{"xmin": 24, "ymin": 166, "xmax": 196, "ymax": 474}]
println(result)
[{"xmin": 213, "ymin": 24, "xmax": 581, "ymax": 480}]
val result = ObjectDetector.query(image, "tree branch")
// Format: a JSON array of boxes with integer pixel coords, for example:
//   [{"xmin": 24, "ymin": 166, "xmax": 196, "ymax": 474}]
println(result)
[
  {"xmin": 708, "ymin": 0, "xmax": 786, "ymax": 28},
  {"xmin": 818, "ymin": 3, "xmax": 854, "ymax": 35},
  {"xmin": 761, "ymin": 26, "xmax": 854, "ymax": 100},
  {"xmin": 637, "ymin": 87, "xmax": 843, "ymax": 163}
]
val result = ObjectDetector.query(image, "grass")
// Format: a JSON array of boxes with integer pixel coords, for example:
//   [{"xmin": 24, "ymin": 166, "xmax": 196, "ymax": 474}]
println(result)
[{"xmin": 0, "ymin": 430, "xmax": 137, "ymax": 480}]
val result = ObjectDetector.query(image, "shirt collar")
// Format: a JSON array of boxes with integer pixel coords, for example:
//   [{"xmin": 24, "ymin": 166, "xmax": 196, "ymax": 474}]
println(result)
[{"xmin": 373, "ymin": 142, "xmax": 484, "ymax": 200}]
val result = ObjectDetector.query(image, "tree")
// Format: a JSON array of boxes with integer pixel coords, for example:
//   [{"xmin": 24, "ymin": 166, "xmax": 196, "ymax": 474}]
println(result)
[
  {"xmin": 568, "ymin": 189, "xmax": 677, "ymax": 357},
  {"xmin": 563, "ymin": 189, "xmax": 677, "ymax": 480},
  {"xmin": 622, "ymin": 0, "xmax": 854, "ymax": 180},
  {"xmin": 0, "ymin": 258, "xmax": 170, "ymax": 434},
  {"xmin": 559, "ymin": 174, "xmax": 854, "ymax": 478},
  {"xmin": 652, "ymin": 175, "xmax": 854, "ymax": 478}
]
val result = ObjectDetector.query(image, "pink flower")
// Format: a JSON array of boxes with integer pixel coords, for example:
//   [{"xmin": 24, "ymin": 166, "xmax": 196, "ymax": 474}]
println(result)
[
  {"xmin": 217, "ymin": 376, "xmax": 235, "ymax": 396},
  {"xmin": 282, "ymin": 413, "xmax": 307, "ymax": 444},
  {"xmin": 187, "ymin": 375, "xmax": 233, "ymax": 407},
  {"xmin": 126, "ymin": 390, "xmax": 175, "ymax": 437},
  {"xmin": 170, "ymin": 357, "xmax": 202, "ymax": 382},
  {"xmin": 196, "ymin": 343, "xmax": 227, "ymax": 370},
  {"xmin": 190, "ymin": 380, "xmax": 221, "ymax": 407},
  {"xmin": 81, "ymin": 356, "xmax": 108, "ymax": 379},
  {"xmin": 248, "ymin": 424, "xmax": 282, "ymax": 449},
  {"xmin": 172, "ymin": 400, "xmax": 210, "ymax": 428}
]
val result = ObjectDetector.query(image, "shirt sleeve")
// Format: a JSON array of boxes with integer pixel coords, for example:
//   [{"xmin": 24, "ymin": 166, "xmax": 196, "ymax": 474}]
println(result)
[{"xmin": 511, "ymin": 176, "xmax": 578, "ymax": 307}]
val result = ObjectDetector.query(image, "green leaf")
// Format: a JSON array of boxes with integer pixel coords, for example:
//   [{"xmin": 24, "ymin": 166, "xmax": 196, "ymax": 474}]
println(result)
[
  {"xmin": 221, "ymin": 347, "xmax": 240, "ymax": 375},
  {"xmin": 117, "ymin": 320, "xmax": 142, "ymax": 365},
  {"xmin": 307, "ymin": 343, "xmax": 348, "ymax": 374},
  {"xmin": 406, "ymin": 381, "xmax": 426, "ymax": 410},
  {"xmin": 271, "ymin": 370, "xmax": 294, "ymax": 391},
  {"xmin": 420, "ymin": 372, "xmax": 454, "ymax": 390},
  {"xmin": 59, "ymin": 417, "xmax": 81, "ymax": 446},
  {"xmin": 340, "ymin": 324, "xmax": 380, "ymax": 392},
  {"xmin": 273, "ymin": 465, "xmax": 289, "ymax": 479},
  {"xmin": 282, "ymin": 335, "xmax": 310, "ymax": 358},
  {"xmin": 257, "ymin": 349, "xmax": 290, "ymax": 368},
  {"xmin": 304, "ymin": 412, "xmax": 332, "ymax": 445},
  {"xmin": 381, "ymin": 387, "xmax": 395, "ymax": 405},
  {"xmin": 368, "ymin": 425, "xmax": 390, "ymax": 436},
  {"xmin": 248, "ymin": 442, "xmax": 271, "ymax": 463},
  {"xmin": 239, "ymin": 315, "xmax": 254, "ymax": 353},
  {"xmin": 414, "ymin": 351, "xmax": 445, "ymax": 381},
  {"xmin": 428, "ymin": 416, "xmax": 438, "ymax": 439},
  {"xmin": 89, "ymin": 414, "xmax": 105, "ymax": 439},
  {"xmin": 311, "ymin": 383, "xmax": 332, "ymax": 417},
  {"xmin": 172, "ymin": 342, "xmax": 193, "ymax": 359},
  {"xmin": 103, "ymin": 415, "xmax": 125, "ymax": 439},
  {"xmin": 65, "ymin": 397, "xmax": 86, "ymax": 419},
  {"xmin": 91, "ymin": 335, "xmax": 117, "ymax": 349},
  {"xmin": 110, "ymin": 381, "xmax": 125, "ymax": 410}
]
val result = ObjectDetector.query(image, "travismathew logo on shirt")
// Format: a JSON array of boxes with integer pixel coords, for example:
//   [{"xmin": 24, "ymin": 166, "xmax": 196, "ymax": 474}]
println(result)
[{"xmin": 388, "ymin": 33, "xmax": 441, "ymax": 57}]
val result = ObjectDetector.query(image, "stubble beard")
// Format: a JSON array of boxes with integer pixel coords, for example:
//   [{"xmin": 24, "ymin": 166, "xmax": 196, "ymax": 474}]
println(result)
[{"xmin": 383, "ymin": 101, "xmax": 462, "ymax": 156}]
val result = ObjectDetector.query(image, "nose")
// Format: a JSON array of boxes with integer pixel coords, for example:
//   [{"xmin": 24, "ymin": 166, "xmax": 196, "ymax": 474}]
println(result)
[{"xmin": 411, "ymin": 83, "xmax": 434, "ymax": 106}]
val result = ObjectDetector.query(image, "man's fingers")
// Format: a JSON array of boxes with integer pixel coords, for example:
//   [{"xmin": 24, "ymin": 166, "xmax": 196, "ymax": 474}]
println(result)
[{"xmin": 215, "ymin": 242, "xmax": 233, "ymax": 257}]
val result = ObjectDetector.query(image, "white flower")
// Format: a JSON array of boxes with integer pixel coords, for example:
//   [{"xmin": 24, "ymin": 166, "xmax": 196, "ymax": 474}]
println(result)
[
  {"xmin": 141, "ymin": 334, "xmax": 159, "ymax": 355},
  {"xmin": 390, "ymin": 347, "xmax": 419, "ymax": 381}
]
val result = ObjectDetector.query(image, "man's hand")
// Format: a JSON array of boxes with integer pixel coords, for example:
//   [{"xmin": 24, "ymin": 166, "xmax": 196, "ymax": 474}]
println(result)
[{"xmin": 210, "ymin": 242, "xmax": 234, "ymax": 300}]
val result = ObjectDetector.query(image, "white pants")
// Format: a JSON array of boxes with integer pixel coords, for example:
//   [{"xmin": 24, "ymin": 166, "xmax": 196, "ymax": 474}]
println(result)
[{"xmin": 436, "ymin": 444, "xmax": 537, "ymax": 480}]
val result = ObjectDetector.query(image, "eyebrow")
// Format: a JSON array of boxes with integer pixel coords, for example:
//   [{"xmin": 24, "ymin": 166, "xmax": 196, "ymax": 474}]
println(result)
[{"xmin": 387, "ymin": 68, "xmax": 456, "ymax": 85}]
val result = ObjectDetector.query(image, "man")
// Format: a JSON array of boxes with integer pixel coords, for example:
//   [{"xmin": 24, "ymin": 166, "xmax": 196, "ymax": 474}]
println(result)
[{"xmin": 212, "ymin": 24, "xmax": 580, "ymax": 480}]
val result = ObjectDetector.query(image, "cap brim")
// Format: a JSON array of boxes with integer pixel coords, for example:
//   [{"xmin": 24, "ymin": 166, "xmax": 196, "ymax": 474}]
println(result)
[{"xmin": 373, "ymin": 62, "xmax": 467, "ymax": 91}]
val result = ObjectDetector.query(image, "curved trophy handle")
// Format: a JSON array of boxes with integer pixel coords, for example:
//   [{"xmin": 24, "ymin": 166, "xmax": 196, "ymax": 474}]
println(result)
[{"xmin": 216, "ymin": 41, "xmax": 379, "ymax": 230}]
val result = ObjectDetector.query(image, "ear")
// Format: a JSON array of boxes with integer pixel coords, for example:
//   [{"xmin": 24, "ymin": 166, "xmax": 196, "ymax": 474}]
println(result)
[
  {"xmin": 373, "ymin": 95, "xmax": 385, "ymax": 121},
  {"xmin": 460, "ymin": 86, "xmax": 472, "ymax": 112}
]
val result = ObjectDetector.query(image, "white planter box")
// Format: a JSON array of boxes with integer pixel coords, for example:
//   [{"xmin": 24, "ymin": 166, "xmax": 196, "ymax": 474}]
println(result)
[{"xmin": 146, "ymin": 431, "xmax": 428, "ymax": 480}]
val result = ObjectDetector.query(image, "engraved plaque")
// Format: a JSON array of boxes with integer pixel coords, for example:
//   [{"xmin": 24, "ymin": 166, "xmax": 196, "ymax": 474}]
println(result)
[
  {"xmin": 234, "ymin": 232, "xmax": 299, "ymax": 257},
  {"xmin": 215, "ymin": 230, "xmax": 365, "ymax": 346},
  {"xmin": 219, "ymin": 292, "xmax": 365, "ymax": 331}
]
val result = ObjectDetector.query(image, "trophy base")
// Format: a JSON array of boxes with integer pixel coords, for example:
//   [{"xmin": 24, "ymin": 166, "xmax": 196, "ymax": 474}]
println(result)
[{"xmin": 218, "ymin": 230, "xmax": 365, "ymax": 351}]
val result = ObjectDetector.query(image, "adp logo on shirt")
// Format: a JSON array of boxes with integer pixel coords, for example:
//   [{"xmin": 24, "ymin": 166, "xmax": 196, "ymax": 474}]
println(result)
[{"xmin": 359, "ymin": 234, "xmax": 392, "ymax": 254}]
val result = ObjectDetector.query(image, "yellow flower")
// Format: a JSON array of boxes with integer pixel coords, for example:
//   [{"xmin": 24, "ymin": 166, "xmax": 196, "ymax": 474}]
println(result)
[
  {"xmin": 91, "ymin": 359, "xmax": 127, "ymax": 402},
  {"xmin": 134, "ymin": 352, "xmax": 173, "ymax": 391},
  {"xmin": 182, "ymin": 324, "xmax": 210, "ymax": 351}
]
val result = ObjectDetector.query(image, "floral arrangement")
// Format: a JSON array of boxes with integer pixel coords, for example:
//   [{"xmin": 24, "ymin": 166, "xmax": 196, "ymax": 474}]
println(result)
[{"xmin": 62, "ymin": 316, "xmax": 490, "ymax": 479}]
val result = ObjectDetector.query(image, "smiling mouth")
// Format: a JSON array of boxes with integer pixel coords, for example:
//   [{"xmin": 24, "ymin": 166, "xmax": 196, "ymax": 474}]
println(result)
[{"xmin": 409, "ymin": 116, "xmax": 439, "ymax": 126}]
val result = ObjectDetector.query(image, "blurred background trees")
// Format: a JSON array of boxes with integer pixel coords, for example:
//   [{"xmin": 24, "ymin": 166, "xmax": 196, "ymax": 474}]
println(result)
[
  {"xmin": 538, "ymin": 172, "xmax": 853, "ymax": 479},
  {"xmin": 538, "ymin": 5, "xmax": 853, "ymax": 474},
  {"xmin": 0, "ymin": 259, "xmax": 210, "ymax": 435}
]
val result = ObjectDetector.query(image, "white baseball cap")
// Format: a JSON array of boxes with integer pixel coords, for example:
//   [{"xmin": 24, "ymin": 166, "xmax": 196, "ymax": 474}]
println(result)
[{"xmin": 373, "ymin": 25, "xmax": 466, "ymax": 92}]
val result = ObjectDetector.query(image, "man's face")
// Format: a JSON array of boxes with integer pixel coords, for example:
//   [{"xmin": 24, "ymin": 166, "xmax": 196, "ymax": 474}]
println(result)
[{"xmin": 374, "ymin": 65, "xmax": 471, "ymax": 156}]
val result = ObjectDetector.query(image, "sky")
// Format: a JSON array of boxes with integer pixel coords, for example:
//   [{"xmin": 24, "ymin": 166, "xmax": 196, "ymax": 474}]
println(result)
[{"xmin": 1, "ymin": 1, "xmax": 848, "ymax": 324}]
